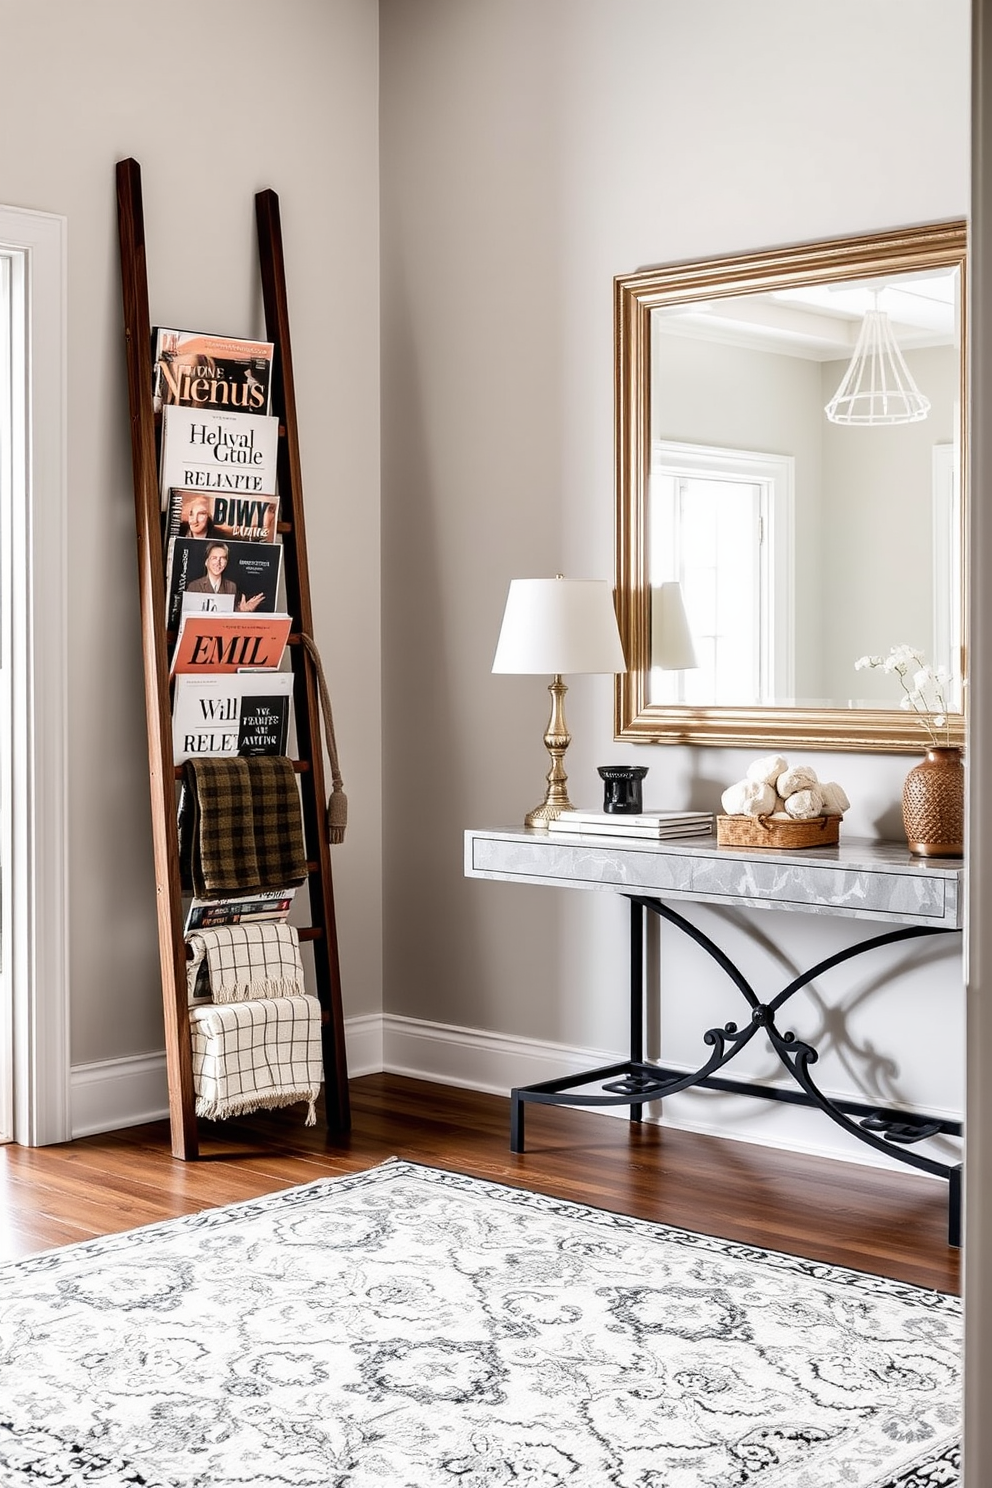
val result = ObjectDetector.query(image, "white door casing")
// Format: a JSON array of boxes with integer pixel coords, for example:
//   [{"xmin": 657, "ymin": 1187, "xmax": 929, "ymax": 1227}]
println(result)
[{"xmin": 0, "ymin": 204, "xmax": 69, "ymax": 1145}]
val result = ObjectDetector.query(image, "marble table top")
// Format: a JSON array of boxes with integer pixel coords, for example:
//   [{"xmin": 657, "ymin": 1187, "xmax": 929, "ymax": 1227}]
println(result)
[{"xmin": 464, "ymin": 826, "xmax": 964, "ymax": 929}]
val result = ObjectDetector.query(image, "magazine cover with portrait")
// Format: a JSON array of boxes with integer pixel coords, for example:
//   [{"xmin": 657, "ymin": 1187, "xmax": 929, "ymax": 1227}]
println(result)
[
  {"xmin": 165, "ymin": 535, "xmax": 283, "ymax": 629},
  {"xmin": 166, "ymin": 488, "xmax": 280, "ymax": 545}
]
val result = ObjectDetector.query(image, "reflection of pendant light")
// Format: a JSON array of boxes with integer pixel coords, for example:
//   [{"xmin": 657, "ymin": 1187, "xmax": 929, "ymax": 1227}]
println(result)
[{"xmin": 824, "ymin": 292, "xmax": 930, "ymax": 425}]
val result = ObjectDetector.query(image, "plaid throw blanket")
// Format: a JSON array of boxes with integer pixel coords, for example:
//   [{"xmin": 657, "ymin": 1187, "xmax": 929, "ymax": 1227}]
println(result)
[
  {"xmin": 179, "ymin": 759, "xmax": 256, "ymax": 897},
  {"xmin": 186, "ymin": 923, "xmax": 306, "ymax": 1006},
  {"xmin": 189, "ymin": 995, "xmax": 323, "ymax": 1125},
  {"xmin": 246, "ymin": 756, "xmax": 308, "ymax": 891},
  {"xmin": 179, "ymin": 756, "xmax": 308, "ymax": 898}
]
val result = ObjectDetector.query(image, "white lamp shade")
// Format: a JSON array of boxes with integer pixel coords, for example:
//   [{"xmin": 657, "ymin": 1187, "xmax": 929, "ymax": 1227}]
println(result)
[
  {"xmin": 652, "ymin": 581, "xmax": 698, "ymax": 670},
  {"xmin": 492, "ymin": 577, "xmax": 627, "ymax": 675}
]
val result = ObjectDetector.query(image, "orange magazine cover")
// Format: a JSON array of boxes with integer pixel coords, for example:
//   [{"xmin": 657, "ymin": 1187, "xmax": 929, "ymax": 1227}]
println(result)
[{"xmin": 170, "ymin": 612, "xmax": 292, "ymax": 676}]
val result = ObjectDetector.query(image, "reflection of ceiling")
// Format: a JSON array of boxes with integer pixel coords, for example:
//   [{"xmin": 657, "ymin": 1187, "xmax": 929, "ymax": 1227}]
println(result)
[{"xmin": 655, "ymin": 269, "xmax": 959, "ymax": 361}]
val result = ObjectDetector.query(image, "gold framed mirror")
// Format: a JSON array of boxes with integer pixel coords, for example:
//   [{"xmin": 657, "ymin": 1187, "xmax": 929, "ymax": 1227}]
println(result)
[{"xmin": 614, "ymin": 221, "xmax": 967, "ymax": 752}]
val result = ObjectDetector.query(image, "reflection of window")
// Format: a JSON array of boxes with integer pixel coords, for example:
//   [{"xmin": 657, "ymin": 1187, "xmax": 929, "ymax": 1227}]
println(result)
[{"xmin": 649, "ymin": 442, "xmax": 794, "ymax": 707}]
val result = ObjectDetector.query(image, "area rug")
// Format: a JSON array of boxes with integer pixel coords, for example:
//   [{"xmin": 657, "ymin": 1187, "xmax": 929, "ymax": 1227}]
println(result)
[{"xmin": 0, "ymin": 1160, "xmax": 960, "ymax": 1488}]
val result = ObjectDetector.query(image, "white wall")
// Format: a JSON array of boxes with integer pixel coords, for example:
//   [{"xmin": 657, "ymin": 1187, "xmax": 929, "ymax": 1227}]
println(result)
[
  {"xmin": 0, "ymin": 0, "xmax": 383, "ymax": 1067},
  {"xmin": 379, "ymin": 0, "xmax": 970, "ymax": 1164}
]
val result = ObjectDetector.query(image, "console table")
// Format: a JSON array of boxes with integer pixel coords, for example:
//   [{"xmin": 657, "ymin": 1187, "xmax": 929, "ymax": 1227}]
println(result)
[{"xmin": 464, "ymin": 827, "xmax": 964, "ymax": 1245}]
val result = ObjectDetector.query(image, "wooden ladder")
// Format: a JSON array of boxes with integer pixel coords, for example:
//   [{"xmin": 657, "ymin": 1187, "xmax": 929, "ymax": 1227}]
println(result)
[{"xmin": 115, "ymin": 157, "xmax": 350, "ymax": 1159}]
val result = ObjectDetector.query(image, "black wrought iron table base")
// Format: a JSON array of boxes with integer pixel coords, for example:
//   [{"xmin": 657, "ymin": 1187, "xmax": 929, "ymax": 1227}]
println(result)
[{"xmin": 510, "ymin": 895, "xmax": 963, "ymax": 1247}]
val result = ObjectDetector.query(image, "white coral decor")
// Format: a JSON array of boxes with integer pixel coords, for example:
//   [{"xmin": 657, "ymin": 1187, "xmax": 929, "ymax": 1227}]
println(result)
[
  {"xmin": 722, "ymin": 758, "xmax": 849, "ymax": 821},
  {"xmin": 784, "ymin": 788, "xmax": 825, "ymax": 820},
  {"xmin": 821, "ymin": 782, "xmax": 851, "ymax": 816},
  {"xmin": 746, "ymin": 755, "xmax": 787, "ymax": 787},
  {"xmin": 776, "ymin": 764, "xmax": 819, "ymax": 798},
  {"xmin": 721, "ymin": 779, "xmax": 775, "ymax": 817}
]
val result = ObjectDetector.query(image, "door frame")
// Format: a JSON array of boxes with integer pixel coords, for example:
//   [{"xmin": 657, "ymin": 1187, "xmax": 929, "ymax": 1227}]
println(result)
[{"xmin": 0, "ymin": 204, "xmax": 69, "ymax": 1146}]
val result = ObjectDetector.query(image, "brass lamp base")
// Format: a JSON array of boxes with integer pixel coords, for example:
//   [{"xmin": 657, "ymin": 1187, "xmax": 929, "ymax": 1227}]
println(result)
[
  {"xmin": 524, "ymin": 674, "xmax": 576, "ymax": 831},
  {"xmin": 524, "ymin": 799, "xmax": 575, "ymax": 830}
]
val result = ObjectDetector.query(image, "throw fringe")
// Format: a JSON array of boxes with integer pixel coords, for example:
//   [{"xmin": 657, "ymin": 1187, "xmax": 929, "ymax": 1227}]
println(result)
[
  {"xmin": 300, "ymin": 632, "xmax": 347, "ymax": 845},
  {"xmin": 195, "ymin": 1089, "xmax": 319, "ymax": 1125},
  {"xmin": 185, "ymin": 925, "xmax": 306, "ymax": 1007},
  {"xmin": 210, "ymin": 976, "xmax": 306, "ymax": 1005}
]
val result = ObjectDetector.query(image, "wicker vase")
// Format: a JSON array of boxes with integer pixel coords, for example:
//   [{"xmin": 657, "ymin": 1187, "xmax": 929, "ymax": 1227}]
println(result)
[{"xmin": 902, "ymin": 746, "xmax": 964, "ymax": 857}]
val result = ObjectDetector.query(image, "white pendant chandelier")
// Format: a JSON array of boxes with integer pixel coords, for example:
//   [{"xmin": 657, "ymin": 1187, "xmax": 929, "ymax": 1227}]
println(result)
[{"xmin": 824, "ymin": 293, "xmax": 931, "ymax": 426}]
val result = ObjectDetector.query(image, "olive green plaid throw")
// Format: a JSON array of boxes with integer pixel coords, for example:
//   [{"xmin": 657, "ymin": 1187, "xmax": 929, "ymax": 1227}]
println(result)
[
  {"xmin": 245, "ymin": 756, "xmax": 309, "ymax": 891},
  {"xmin": 179, "ymin": 757, "xmax": 308, "ymax": 898}
]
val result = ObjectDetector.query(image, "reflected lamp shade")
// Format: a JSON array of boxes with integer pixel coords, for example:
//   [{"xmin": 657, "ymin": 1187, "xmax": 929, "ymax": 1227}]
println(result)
[
  {"xmin": 492, "ymin": 578, "xmax": 627, "ymax": 676},
  {"xmin": 652, "ymin": 581, "xmax": 698, "ymax": 670}
]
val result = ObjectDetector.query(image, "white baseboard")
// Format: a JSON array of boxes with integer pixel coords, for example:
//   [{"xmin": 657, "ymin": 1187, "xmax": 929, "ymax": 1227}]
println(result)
[
  {"xmin": 344, "ymin": 1012, "xmax": 384, "ymax": 1076},
  {"xmin": 69, "ymin": 1013, "xmax": 961, "ymax": 1179},
  {"xmin": 69, "ymin": 1014, "xmax": 387, "ymax": 1138},
  {"xmin": 381, "ymin": 1013, "xmax": 621, "ymax": 1096},
  {"xmin": 67, "ymin": 1015, "xmax": 594, "ymax": 1139},
  {"xmin": 70, "ymin": 1052, "xmax": 170, "ymax": 1138}
]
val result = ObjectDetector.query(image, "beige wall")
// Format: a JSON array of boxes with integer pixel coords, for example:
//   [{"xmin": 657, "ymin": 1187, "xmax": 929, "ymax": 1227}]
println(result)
[
  {"xmin": 379, "ymin": 0, "xmax": 970, "ymax": 1154},
  {"xmin": 0, "ymin": 0, "xmax": 383, "ymax": 1063}
]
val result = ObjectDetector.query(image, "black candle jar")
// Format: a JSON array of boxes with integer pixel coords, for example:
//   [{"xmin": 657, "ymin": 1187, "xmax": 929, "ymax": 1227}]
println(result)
[{"xmin": 597, "ymin": 765, "xmax": 649, "ymax": 814}]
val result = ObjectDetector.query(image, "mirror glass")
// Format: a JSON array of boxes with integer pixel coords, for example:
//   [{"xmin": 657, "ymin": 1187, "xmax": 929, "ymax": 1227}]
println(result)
[{"xmin": 615, "ymin": 223, "xmax": 967, "ymax": 751}]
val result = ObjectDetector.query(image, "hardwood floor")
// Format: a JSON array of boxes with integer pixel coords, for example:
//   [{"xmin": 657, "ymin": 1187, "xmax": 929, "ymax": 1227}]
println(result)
[{"xmin": 0, "ymin": 1074, "xmax": 959, "ymax": 1293}]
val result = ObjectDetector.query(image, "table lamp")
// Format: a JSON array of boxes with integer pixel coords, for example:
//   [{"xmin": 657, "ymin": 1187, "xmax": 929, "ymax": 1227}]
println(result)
[{"xmin": 492, "ymin": 576, "xmax": 627, "ymax": 829}]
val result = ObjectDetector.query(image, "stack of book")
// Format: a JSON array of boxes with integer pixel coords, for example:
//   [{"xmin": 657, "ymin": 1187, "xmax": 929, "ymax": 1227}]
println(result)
[
  {"xmin": 548, "ymin": 809, "xmax": 714, "ymax": 840},
  {"xmin": 185, "ymin": 888, "xmax": 297, "ymax": 935}
]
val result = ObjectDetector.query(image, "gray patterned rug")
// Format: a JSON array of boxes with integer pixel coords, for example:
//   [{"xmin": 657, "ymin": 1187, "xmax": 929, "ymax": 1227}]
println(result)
[{"xmin": 0, "ymin": 1160, "xmax": 960, "ymax": 1487}]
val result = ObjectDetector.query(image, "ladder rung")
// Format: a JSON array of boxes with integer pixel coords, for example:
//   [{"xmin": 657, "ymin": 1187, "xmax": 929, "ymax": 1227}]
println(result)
[
  {"xmin": 173, "ymin": 759, "xmax": 310, "ymax": 780},
  {"xmin": 185, "ymin": 924, "xmax": 323, "ymax": 956},
  {"xmin": 166, "ymin": 630, "xmax": 304, "ymax": 646}
]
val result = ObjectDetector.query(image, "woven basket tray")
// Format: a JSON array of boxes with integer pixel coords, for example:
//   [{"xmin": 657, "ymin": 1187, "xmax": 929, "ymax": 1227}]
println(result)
[{"xmin": 716, "ymin": 813, "xmax": 840, "ymax": 849}]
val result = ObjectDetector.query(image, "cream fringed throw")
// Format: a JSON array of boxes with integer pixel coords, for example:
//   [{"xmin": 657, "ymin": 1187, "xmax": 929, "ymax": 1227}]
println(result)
[
  {"xmin": 189, "ymin": 995, "xmax": 323, "ymax": 1125},
  {"xmin": 186, "ymin": 923, "xmax": 306, "ymax": 1006}
]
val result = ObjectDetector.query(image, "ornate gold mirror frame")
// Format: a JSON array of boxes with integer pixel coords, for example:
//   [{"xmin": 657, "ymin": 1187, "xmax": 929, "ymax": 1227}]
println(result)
[{"xmin": 614, "ymin": 221, "xmax": 967, "ymax": 752}]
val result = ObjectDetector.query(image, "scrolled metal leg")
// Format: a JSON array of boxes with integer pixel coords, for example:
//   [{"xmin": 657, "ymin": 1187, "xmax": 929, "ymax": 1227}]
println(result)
[
  {"xmin": 766, "ymin": 1022, "xmax": 954, "ymax": 1186},
  {"xmin": 505, "ymin": 891, "xmax": 961, "ymax": 1247}
]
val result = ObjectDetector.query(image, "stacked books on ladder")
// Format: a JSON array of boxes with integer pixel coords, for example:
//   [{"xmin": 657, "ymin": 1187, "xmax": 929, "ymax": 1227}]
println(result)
[
  {"xmin": 155, "ymin": 326, "xmax": 323, "ymax": 1126},
  {"xmin": 154, "ymin": 328, "xmax": 298, "ymax": 934},
  {"xmin": 548, "ymin": 809, "xmax": 714, "ymax": 840}
]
